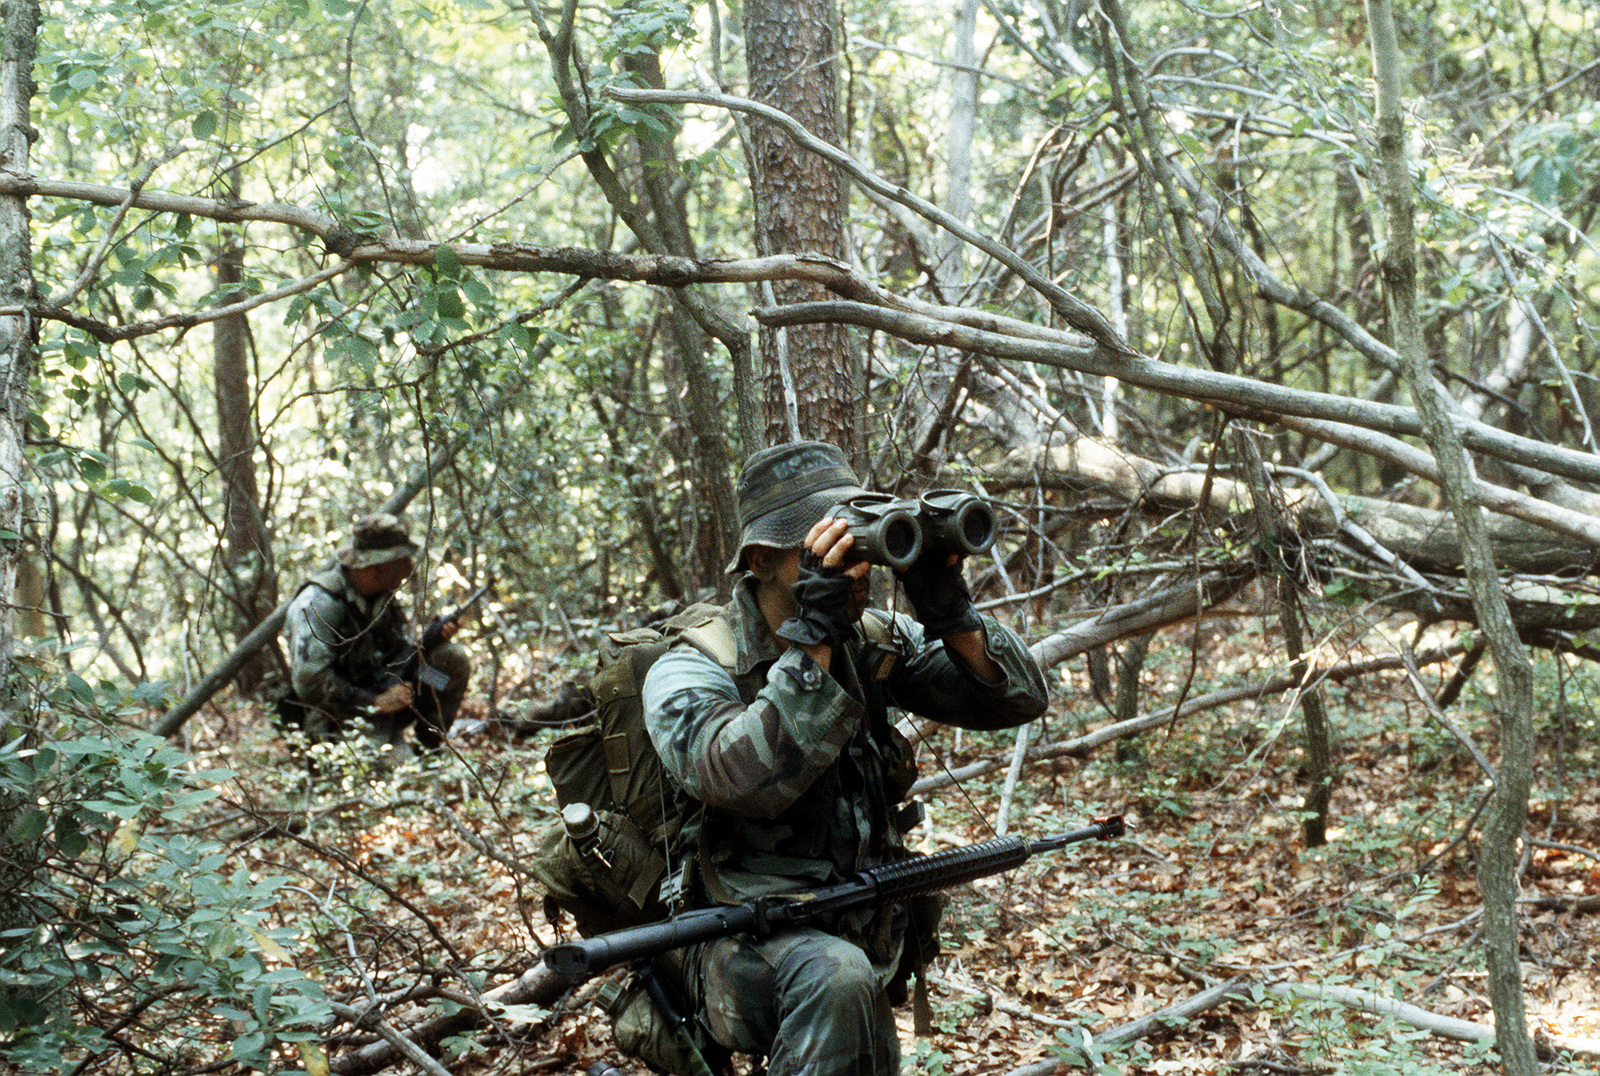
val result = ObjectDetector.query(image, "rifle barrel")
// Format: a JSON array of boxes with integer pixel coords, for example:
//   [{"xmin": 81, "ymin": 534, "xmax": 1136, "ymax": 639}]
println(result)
[
  {"xmin": 449, "ymin": 583, "xmax": 492, "ymax": 621},
  {"xmin": 1027, "ymin": 815, "xmax": 1125, "ymax": 854}
]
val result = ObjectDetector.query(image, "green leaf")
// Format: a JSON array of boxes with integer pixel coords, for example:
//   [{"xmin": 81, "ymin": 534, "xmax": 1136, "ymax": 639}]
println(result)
[
  {"xmin": 463, "ymin": 278, "xmax": 493, "ymax": 307},
  {"xmin": 192, "ymin": 110, "xmax": 218, "ymax": 139},
  {"xmin": 331, "ymin": 335, "xmax": 380, "ymax": 378},
  {"xmin": 103, "ymin": 478, "xmax": 156, "ymax": 504},
  {"xmin": 6, "ymin": 808, "xmax": 47, "ymax": 845},
  {"xmin": 433, "ymin": 244, "xmax": 462, "ymax": 279},
  {"xmin": 436, "ymin": 288, "xmax": 466, "ymax": 319}
]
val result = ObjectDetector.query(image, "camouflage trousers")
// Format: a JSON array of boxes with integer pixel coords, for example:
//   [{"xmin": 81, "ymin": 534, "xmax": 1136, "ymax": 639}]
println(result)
[
  {"xmin": 374, "ymin": 641, "xmax": 471, "ymax": 750},
  {"xmin": 304, "ymin": 642, "xmax": 471, "ymax": 752},
  {"xmin": 689, "ymin": 927, "xmax": 900, "ymax": 1076}
]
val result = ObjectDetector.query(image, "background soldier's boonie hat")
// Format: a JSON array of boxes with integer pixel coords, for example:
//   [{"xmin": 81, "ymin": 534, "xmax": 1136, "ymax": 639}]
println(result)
[
  {"xmin": 728, "ymin": 441, "xmax": 870, "ymax": 573},
  {"xmin": 338, "ymin": 513, "xmax": 421, "ymax": 569}
]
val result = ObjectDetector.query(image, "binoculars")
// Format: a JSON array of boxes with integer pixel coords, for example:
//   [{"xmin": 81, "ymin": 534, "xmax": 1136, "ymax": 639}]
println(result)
[{"xmin": 827, "ymin": 489, "xmax": 996, "ymax": 570}]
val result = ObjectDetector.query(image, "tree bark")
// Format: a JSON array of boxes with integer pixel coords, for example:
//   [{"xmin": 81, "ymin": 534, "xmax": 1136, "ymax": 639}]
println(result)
[
  {"xmin": 940, "ymin": 0, "xmax": 980, "ymax": 284},
  {"xmin": 0, "ymin": 0, "xmax": 38, "ymax": 690},
  {"xmin": 743, "ymin": 0, "xmax": 858, "ymax": 452},
  {"xmin": 1365, "ymin": 3, "xmax": 1537, "ymax": 1070}
]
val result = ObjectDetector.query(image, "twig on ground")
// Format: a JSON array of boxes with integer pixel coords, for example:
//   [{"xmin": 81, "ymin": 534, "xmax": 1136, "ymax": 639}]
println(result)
[{"xmin": 328, "ymin": 1002, "xmax": 455, "ymax": 1076}]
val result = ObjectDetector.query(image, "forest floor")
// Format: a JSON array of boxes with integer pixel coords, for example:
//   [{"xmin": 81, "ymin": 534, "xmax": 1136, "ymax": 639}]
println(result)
[{"xmin": 191, "ymin": 621, "xmax": 1600, "ymax": 1076}]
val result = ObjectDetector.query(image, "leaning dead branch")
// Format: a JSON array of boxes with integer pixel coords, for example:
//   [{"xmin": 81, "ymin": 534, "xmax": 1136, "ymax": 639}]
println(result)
[
  {"xmin": 1000, "ymin": 978, "xmax": 1250, "ymax": 1075},
  {"xmin": 328, "ymin": 960, "xmax": 583, "ymax": 1076},
  {"xmin": 997, "ymin": 977, "xmax": 1600, "ymax": 1075},
  {"xmin": 1029, "ymin": 564, "xmax": 1260, "ymax": 670},
  {"xmin": 909, "ymin": 645, "xmax": 1464, "ymax": 797}
]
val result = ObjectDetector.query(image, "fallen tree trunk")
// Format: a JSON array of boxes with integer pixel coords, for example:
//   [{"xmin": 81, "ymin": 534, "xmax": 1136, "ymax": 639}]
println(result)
[
  {"xmin": 329, "ymin": 961, "xmax": 576, "ymax": 1076},
  {"xmin": 992, "ymin": 439, "xmax": 1599, "ymax": 576}
]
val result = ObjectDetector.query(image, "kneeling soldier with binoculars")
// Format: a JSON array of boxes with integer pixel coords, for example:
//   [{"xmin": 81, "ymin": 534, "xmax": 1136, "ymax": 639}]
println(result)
[{"xmin": 633, "ymin": 440, "xmax": 1049, "ymax": 1076}]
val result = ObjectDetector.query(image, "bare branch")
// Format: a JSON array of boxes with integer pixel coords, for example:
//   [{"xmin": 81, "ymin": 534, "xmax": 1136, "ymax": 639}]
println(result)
[{"xmin": 604, "ymin": 83, "xmax": 1134, "ymax": 353}]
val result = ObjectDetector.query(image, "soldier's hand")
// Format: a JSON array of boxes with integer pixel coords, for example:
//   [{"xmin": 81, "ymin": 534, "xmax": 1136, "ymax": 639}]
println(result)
[
  {"xmin": 775, "ymin": 518, "xmax": 867, "ymax": 651},
  {"xmin": 897, "ymin": 549, "xmax": 982, "ymax": 638},
  {"xmin": 805, "ymin": 517, "xmax": 869, "ymax": 577},
  {"xmin": 373, "ymin": 683, "xmax": 415, "ymax": 713}
]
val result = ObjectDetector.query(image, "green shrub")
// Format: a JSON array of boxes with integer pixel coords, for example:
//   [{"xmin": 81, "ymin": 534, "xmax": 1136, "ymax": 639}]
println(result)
[{"xmin": 1, "ymin": 695, "xmax": 330, "ymax": 1073}]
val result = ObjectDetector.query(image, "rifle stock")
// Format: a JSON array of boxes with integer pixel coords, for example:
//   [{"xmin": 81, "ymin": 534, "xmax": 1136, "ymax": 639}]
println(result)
[{"xmin": 543, "ymin": 815, "xmax": 1123, "ymax": 979}]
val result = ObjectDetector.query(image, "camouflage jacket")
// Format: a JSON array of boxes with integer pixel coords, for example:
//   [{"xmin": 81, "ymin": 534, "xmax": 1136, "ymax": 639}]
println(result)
[
  {"xmin": 642, "ymin": 576, "xmax": 1049, "ymax": 906},
  {"xmin": 284, "ymin": 567, "xmax": 414, "ymax": 715}
]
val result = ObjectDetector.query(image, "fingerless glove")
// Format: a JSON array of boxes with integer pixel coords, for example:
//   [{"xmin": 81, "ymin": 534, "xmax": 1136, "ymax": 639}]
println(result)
[
  {"xmin": 898, "ymin": 554, "xmax": 982, "ymax": 637},
  {"xmin": 775, "ymin": 549, "xmax": 857, "ymax": 649}
]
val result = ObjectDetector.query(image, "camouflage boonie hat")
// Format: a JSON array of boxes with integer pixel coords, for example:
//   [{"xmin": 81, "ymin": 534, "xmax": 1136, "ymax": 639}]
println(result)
[
  {"xmin": 727, "ymin": 441, "xmax": 870, "ymax": 573},
  {"xmin": 338, "ymin": 513, "xmax": 420, "ymax": 569}
]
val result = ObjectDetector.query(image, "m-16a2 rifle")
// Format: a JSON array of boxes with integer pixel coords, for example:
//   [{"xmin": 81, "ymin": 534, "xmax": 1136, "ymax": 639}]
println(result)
[{"xmin": 543, "ymin": 815, "xmax": 1124, "ymax": 979}]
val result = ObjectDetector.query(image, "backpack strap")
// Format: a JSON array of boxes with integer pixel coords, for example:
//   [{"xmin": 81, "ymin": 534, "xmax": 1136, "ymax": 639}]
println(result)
[
  {"xmin": 298, "ymin": 566, "xmax": 349, "ymax": 601},
  {"xmin": 673, "ymin": 613, "xmax": 737, "ymax": 671},
  {"xmin": 858, "ymin": 609, "xmax": 901, "ymax": 681}
]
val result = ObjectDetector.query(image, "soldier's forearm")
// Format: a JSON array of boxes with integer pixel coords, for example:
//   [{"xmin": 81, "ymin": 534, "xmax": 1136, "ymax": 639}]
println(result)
[{"xmin": 942, "ymin": 627, "xmax": 1002, "ymax": 683}]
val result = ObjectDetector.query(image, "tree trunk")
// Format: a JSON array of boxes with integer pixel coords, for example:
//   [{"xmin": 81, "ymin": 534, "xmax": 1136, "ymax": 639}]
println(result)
[
  {"xmin": 212, "ymin": 178, "xmax": 277, "ymax": 696},
  {"xmin": 0, "ymin": 0, "xmax": 38, "ymax": 689},
  {"xmin": 743, "ymin": 0, "xmax": 858, "ymax": 453},
  {"xmin": 0, "ymin": 0, "xmax": 42, "ymax": 1026},
  {"xmin": 1236, "ymin": 431, "xmax": 1335, "ymax": 847},
  {"xmin": 1365, "ymin": 3, "xmax": 1537, "ymax": 1070},
  {"xmin": 940, "ymin": 0, "xmax": 979, "ymax": 284}
]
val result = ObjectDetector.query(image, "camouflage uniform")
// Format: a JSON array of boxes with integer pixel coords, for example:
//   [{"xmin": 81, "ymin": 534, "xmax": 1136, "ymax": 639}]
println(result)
[
  {"xmin": 644, "ymin": 573, "xmax": 1048, "ymax": 1074},
  {"xmin": 283, "ymin": 515, "xmax": 470, "ymax": 751}
]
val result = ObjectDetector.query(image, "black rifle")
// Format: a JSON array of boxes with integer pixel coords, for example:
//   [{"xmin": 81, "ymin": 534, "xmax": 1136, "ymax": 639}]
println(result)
[
  {"xmin": 420, "ymin": 582, "xmax": 492, "ymax": 652},
  {"xmin": 377, "ymin": 583, "xmax": 491, "ymax": 692},
  {"xmin": 543, "ymin": 815, "xmax": 1124, "ymax": 979}
]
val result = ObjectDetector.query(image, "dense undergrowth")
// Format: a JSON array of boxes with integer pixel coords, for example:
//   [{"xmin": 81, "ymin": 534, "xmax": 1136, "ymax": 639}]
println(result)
[{"xmin": 4, "ymin": 618, "xmax": 1598, "ymax": 1075}]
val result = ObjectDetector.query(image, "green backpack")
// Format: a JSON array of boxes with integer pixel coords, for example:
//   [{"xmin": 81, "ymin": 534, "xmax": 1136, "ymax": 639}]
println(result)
[{"xmin": 529, "ymin": 602, "xmax": 741, "ymax": 938}]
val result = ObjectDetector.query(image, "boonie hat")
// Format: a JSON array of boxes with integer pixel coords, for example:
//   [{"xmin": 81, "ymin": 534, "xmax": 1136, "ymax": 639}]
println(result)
[
  {"xmin": 338, "ymin": 513, "xmax": 420, "ymax": 569},
  {"xmin": 727, "ymin": 441, "xmax": 870, "ymax": 573}
]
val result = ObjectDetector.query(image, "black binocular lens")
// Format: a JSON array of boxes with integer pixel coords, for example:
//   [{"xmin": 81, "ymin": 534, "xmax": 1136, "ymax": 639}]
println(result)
[
  {"xmin": 829, "ymin": 495, "xmax": 924, "ymax": 569},
  {"xmin": 919, "ymin": 489, "xmax": 997, "ymax": 556},
  {"xmin": 827, "ymin": 490, "xmax": 996, "ymax": 568},
  {"xmin": 878, "ymin": 513, "xmax": 922, "ymax": 565}
]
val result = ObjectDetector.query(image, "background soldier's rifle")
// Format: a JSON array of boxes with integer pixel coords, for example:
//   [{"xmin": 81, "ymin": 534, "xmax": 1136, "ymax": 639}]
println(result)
[
  {"xmin": 543, "ymin": 815, "xmax": 1125, "ymax": 979},
  {"xmin": 401, "ymin": 582, "xmax": 491, "ymax": 689},
  {"xmin": 421, "ymin": 581, "xmax": 492, "ymax": 651}
]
